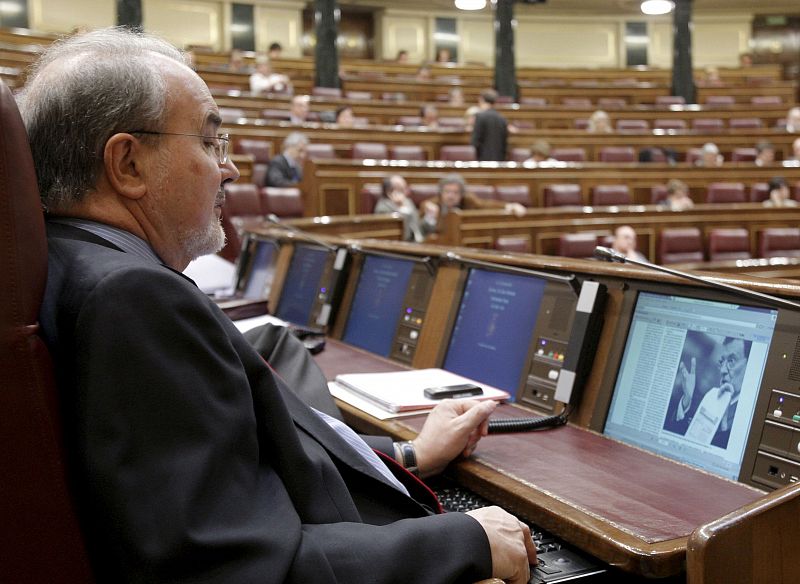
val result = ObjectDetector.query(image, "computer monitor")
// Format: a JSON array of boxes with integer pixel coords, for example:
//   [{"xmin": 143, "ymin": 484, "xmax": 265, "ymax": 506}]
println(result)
[
  {"xmin": 274, "ymin": 244, "xmax": 348, "ymax": 329},
  {"xmin": 442, "ymin": 268, "xmax": 548, "ymax": 395},
  {"xmin": 602, "ymin": 289, "xmax": 778, "ymax": 481},
  {"xmin": 236, "ymin": 235, "xmax": 278, "ymax": 300},
  {"xmin": 342, "ymin": 254, "xmax": 435, "ymax": 361}
]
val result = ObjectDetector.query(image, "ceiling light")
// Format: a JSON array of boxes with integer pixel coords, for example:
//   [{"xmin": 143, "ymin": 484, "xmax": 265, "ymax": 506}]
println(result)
[
  {"xmin": 0, "ymin": 1, "xmax": 23, "ymax": 14},
  {"xmin": 641, "ymin": 0, "xmax": 674, "ymax": 15},
  {"xmin": 455, "ymin": 0, "xmax": 486, "ymax": 10}
]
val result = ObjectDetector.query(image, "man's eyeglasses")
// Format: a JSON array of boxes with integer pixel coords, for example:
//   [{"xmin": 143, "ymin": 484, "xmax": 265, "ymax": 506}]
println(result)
[
  {"xmin": 718, "ymin": 354, "xmax": 740, "ymax": 370},
  {"xmin": 129, "ymin": 131, "xmax": 230, "ymax": 165}
]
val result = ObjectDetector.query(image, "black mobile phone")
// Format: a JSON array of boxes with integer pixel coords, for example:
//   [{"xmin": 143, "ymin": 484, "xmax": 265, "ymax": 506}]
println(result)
[{"xmin": 423, "ymin": 383, "xmax": 483, "ymax": 400}]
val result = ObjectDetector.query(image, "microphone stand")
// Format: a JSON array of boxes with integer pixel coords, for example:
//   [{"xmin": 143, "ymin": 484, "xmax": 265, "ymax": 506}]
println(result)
[{"xmin": 594, "ymin": 246, "xmax": 800, "ymax": 311}]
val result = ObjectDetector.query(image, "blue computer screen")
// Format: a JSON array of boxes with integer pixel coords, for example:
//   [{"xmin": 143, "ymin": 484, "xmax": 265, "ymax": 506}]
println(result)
[
  {"xmin": 443, "ymin": 268, "xmax": 546, "ymax": 393},
  {"xmin": 342, "ymin": 255, "xmax": 415, "ymax": 357},
  {"xmin": 275, "ymin": 245, "xmax": 329, "ymax": 325},
  {"xmin": 604, "ymin": 291, "xmax": 777, "ymax": 480},
  {"xmin": 241, "ymin": 240, "xmax": 276, "ymax": 299}
]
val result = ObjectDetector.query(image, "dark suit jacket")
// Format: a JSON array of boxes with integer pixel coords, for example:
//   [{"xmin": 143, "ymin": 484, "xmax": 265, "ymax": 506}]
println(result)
[
  {"xmin": 41, "ymin": 222, "xmax": 490, "ymax": 583},
  {"xmin": 266, "ymin": 153, "xmax": 301, "ymax": 187},
  {"xmin": 471, "ymin": 108, "xmax": 508, "ymax": 161}
]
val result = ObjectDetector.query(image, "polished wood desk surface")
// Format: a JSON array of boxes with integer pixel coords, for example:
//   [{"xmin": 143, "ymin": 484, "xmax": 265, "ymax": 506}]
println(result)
[{"xmin": 318, "ymin": 339, "xmax": 763, "ymax": 579}]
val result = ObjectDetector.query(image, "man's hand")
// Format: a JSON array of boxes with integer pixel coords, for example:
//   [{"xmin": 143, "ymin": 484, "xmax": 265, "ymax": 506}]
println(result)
[
  {"xmin": 412, "ymin": 399, "xmax": 496, "ymax": 478},
  {"xmin": 504, "ymin": 202, "xmax": 527, "ymax": 217},
  {"xmin": 678, "ymin": 357, "xmax": 696, "ymax": 410},
  {"xmin": 466, "ymin": 506, "xmax": 537, "ymax": 584}
]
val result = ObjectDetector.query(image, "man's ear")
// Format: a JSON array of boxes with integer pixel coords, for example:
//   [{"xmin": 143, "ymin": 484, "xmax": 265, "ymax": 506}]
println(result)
[{"xmin": 103, "ymin": 133, "xmax": 148, "ymax": 200}]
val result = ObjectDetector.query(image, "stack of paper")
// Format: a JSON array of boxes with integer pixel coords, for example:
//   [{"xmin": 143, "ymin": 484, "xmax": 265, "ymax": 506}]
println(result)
[{"xmin": 332, "ymin": 368, "xmax": 510, "ymax": 415}]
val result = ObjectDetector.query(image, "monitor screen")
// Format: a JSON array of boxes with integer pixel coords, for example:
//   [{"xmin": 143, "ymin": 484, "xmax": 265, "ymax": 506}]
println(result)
[
  {"xmin": 342, "ymin": 255, "xmax": 415, "ymax": 357},
  {"xmin": 603, "ymin": 291, "xmax": 778, "ymax": 480},
  {"xmin": 240, "ymin": 239, "xmax": 276, "ymax": 300},
  {"xmin": 443, "ymin": 268, "xmax": 546, "ymax": 393},
  {"xmin": 275, "ymin": 245, "xmax": 330, "ymax": 326}
]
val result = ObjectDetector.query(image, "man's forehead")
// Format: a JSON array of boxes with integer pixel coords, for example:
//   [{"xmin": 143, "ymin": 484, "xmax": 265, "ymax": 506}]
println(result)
[{"xmin": 162, "ymin": 63, "xmax": 219, "ymax": 128}]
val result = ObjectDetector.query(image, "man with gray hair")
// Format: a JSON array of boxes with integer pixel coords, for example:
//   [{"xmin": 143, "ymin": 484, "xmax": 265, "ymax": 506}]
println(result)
[
  {"xmin": 19, "ymin": 27, "xmax": 535, "ymax": 584},
  {"xmin": 266, "ymin": 131, "xmax": 308, "ymax": 186}
]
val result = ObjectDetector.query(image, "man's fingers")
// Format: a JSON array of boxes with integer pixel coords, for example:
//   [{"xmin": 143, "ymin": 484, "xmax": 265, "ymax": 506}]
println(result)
[{"xmin": 690, "ymin": 357, "xmax": 696, "ymax": 374}]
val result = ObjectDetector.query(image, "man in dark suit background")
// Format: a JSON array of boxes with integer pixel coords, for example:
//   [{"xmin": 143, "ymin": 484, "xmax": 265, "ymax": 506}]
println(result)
[
  {"xmin": 19, "ymin": 27, "xmax": 535, "ymax": 584},
  {"xmin": 267, "ymin": 131, "xmax": 308, "ymax": 186},
  {"xmin": 471, "ymin": 89, "xmax": 508, "ymax": 161}
]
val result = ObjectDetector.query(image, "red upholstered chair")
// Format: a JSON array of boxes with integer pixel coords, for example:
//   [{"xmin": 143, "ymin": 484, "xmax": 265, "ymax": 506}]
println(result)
[
  {"xmin": 561, "ymin": 97, "xmax": 592, "ymax": 107},
  {"xmin": 219, "ymin": 107, "xmax": 245, "ymax": 123},
  {"xmin": 573, "ymin": 118, "xmax": 590, "ymax": 130},
  {"xmin": 615, "ymin": 119, "xmax": 649, "ymax": 133},
  {"xmin": 408, "ymin": 183, "xmax": 440, "ymax": 207},
  {"xmin": 234, "ymin": 139, "xmax": 272, "ymax": 187},
  {"xmin": 0, "ymin": 80, "xmax": 94, "ymax": 582},
  {"xmin": 494, "ymin": 236, "xmax": 531, "ymax": 253},
  {"xmin": 495, "ymin": 185, "xmax": 531, "ymax": 206},
  {"xmin": 692, "ymin": 118, "xmax": 725, "ymax": 132},
  {"xmin": 351, "ymin": 142, "xmax": 388, "ymax": 160},
  {"xmin": 598, "ymin": 97, "xmax": 626, "ymax": 108},
  {"xmin": 599, "ymin": 146, "xmax": 636, "ymax": 163},
  {"xmin": 750, "ymin": 182, "xmax": 769, "ymax": 203},
  {"xmin": 705, "ymin": 95, "xmax": 735, "ymax": 106},
  {"xmin": 729, "ymin": 117, "xmax": 763, "ymax": 129},
  {"xmin": 438, "ymin": 117, "xmax": 467, "ymax": 130},
  {"xmin": 346, "ymin": 90, "xmax": 372, "ymax": 100},
  {"xmin": 511, "ymin": 148, "xmax": 531, "ymax": 163},
  {"xmin": 551, "ymin": 147, "xmax": 586, "ymax": 162},
  {"xmin": 759, "ymin": 228, "xmax": 800, "ymax": 258},
  {"xmin": 312, "ymin": 86, "xmax": 342, "ymax": 99},
  {"xmin": 751, "ymin": 95, "xmax": 782, "ymax": 106},
  {"xmin": 496, "ymin": 95, "xmax": 515, "ymax": 104},
  {"xmin": 706, "ymin": 182, "xmax": 746, "ymax": 204},
  {"xmin": 653, "ymin": 118, "xmax": 687, "ymax": 130},
  {"xmin": 731, "ymin": 148, "xmax": 758, "ymax": 162},
  {"xmin": 467, "ymin": 185, "xmax": 496, "ymax": 200},
  {"xmin": 520, "ymin": 97, "xmax": 547, "ymax": 106},
  {"xmin": 382, "ymin": 91, "xmax": 406, "ymax": 102},
  {"xmin": 656, "ymin": 95, "xmax": 686, "ymax": 106},
  {"xmin": 440, "ymin": 145, "xmax": 476, "ymax": 161},
  {"xmin": 305, "ymin": 143, "xmax": 336, "ymax": 160},
  {"xmin": 659, "ymin": 228, "xmax": 704, "ymax": 264},
  {"xmin": 708, "ymin": 228, "xmax": 752, "ymax": 261},
  {"xmin": 544, "ymin": 184, "xmax": 583, "ymax": 207},
  {"xmin": 390, "ymin": 145, "xmax": 427, "ymax": 161},
  {"xmin": 359, "ymin": 183, "xmax": 382, "ymax": 213},
  {"xmin": 262, "ymin": 108, "xmax": 291, "ymax": 121},
  {"xmin": 685, "ymin": 148, "xmax": 704, "ymax": 165},
  {"xmin": 558, "ymin": 233, "xmax": 599, "ymax": 259},
  {"xmin": 220, "ymin": 183, "xmax": 264, "ymax": 261},
  {"xmin": 592, "ymin": 184, "xmax": 631, "ymax": 206},
  {"xmin": 397, "ymin": 116, "xmax": 422, "ymax": 126},
  {"xmin": 261, "ymin": 187, "xmax": 304, "ymax": 218},
  {"xmin": 651, "ymin": 184, "xmax": 669, "ymax": 204}
]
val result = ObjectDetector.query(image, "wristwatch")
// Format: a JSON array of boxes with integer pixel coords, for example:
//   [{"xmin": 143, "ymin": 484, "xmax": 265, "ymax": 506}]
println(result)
[{"xmin": 396, "ymin": 440, "xmax": 419, "ymax": 476}]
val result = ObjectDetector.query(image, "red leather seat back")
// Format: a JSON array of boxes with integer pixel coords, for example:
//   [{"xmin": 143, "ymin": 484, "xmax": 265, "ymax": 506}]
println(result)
[
  {"xmin": 544, "ymin": 184, "xmax": 583, "ymax": 207},
  {"xmin": 692, "ymin": 118, "xmax": 725, "ymax": 131},
  {"xmin": 408, "ymin": 183, "xmax": 440, "ymax": 207},
  {"xmin": 360, "ymin": 183, "xmax": 382, "ymax": 214},
  {"xmin": 220, "ymin": 183, "xmax": 263, "ymax": 261},
  {"xmin": 599, "ymin": 146, "xmax": 636, "ymax": 163},
  {"xmin": 558, "ymin": 233, "xmax": 599, "ymax": 259},
  {"xmin": 312, "ymin": 86, "xmax": 342, "ymax": 98},
  {"xmin": 390, "ymin": 145, "xmax": 426, "ymax": 161},
  {"xmin": 759, "ymin": 228, "xmax": 800, "ymax": 258},
  {"xmin": 656, "ymin": 95, "xmax": 686, "ymax": 106},
  {"xmin": 706, "ymin": 182, "xmax": 746, "ymax": 204},
  {"xmin": 653, "ymin": 118, "xmax": 687, "ymax": 130},
  {"xmin": 494, "ymin": 236, "xmax": 531, "ymax": 253},
  {"xmin": 750, "ymin": 182, "xmax": 769, "ymax": 203},
  {"xmin": 708, "ymin": 228, "xmax": 752, "ymax": 261},
  {"xmin": 0, "ymin": 80, "xmax": 94, "ymax": 582},
  {"xmin": 467, "ymin": 185, "xmax": 495, "ymax": 200},
  {"xmin": 440, "ymin": 145, "xmax": 476, "ymax": 161},
  {"xmin": 234, "ymin": 139, "xmax": 272, "ymax": 187},
  {"xmin": 352, "ymin": 142, "xmax": 388, "ymax": 160},
  {"xmin": 729, "ymin": 118, "xmax": 763, "ymax": 129},
  {"xmin": 495, "ymin": 185, "xmax": 531, "ymax": 206},
  {"xmin": 306, "ymin": 143, "xmax": 336, "ymax": 160},
  {"xmin": 262, "ymin": 187, "xmax": 304, "ymax": 218},
  {"xmin": 592, "ymin": 184, "xmax": 631, "ymax": 206},
  {"xmin": 615, "ymin": 119, "xmax": 649, "ymax": 133},
  {"xmin": 659, "ymin": 227, "xmax": 704, "ymax": 264},
  {"xmin": 731, "ymin": 148, "xmax": 758, "ymax": 162},
  {"xmin": 551, "ymin": 148, "xmax": 586, "ymax": 162}
]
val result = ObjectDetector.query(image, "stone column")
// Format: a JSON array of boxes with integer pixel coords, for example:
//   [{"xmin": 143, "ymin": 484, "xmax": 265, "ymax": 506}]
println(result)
[
  {"xmin": 314, "ymin": 0, "xmax": 340, "ymax": 88},
  {"xmin": 117, "ymin": 0, "xmax": 142, "ymax": 28},
  {"xmin": 493, "ymin": 0, "xmax": 517, "ymax": 100},
  {"xmin": 671, "ymin": 0, "xmax": 696, "ymax": 103}
]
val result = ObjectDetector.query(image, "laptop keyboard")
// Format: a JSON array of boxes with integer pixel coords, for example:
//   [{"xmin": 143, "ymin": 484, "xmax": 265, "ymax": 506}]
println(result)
[{"xmin": 432, "ymin": 480, "xmax": 607, "ymax": 583}]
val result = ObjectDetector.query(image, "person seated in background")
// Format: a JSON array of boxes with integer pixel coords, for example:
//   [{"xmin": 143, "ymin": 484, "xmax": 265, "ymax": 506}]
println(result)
[
  {"xmin": 267, "ymin": 132, "xmax": 308, "ymax": 187},
  {"xmin": 525, "ymin": 139, "xmax": 556, "ymax": 164},
  {"xmin": 249, "ymin": 56, "xmax": 292, "ymax": 95},
  {"xmin": 696, "ymin": 142, "xmax": 723, "ymax": 167},
  {"xmin": 335, "ymin": 105, "xmax": 355, "ymax": 127},
  {"xmin": 754, "ymin": 141, "xmax": 775, "ymax": 167},
  {"xmin": 739, "ymin": 52, "xmax": 753, "ymax": 67},
  {"xmin": 659, "ymin": 179, "xmax": 695, "ymax": 211},
  {"xmin": 699, "ymin": 66, "xmax": 723, "ymax": 87},
  {"xmin": 373, "ymin": 175, "xmax": 427, "ymax": 242},
  {"xmin": 420, "ymin": 103, "xmax": 439, "ymax": 128},
  {"xmin": 763, "ymin": 176, "xmax": 797, "ymax": 208},
  {"xmin": 289, "ymin": 94, "xmax": 311, "ymax": 124},
  {"xmin": 436, "ymin": 48, "xmax": 453, "ymax": 63},
  {"xmin": 420, "ymin": 173, "xmax": 526, "ymax": 235},
  {"xmin": 611, "ymin": 225, "xmax": 647, "ymax": 262},
  {"xmin": 587, "ymin": 110, "xmax": 612, "ymax": 134},
  {"xmin": 267, "ymin": 41, "xmax": 283, "ymax": 59},
  {"xmin": 785, "ymin": 107, "xmax": 800, "ymax": 133},
  {"xmin": 789, "ymin": 137, "xmax": 800, "ymax": 161},
  {"xmin": 227, "ymin": 48, "xmax": 247, "ymax": 72},
  {"xmin": 638, "ymin": 146, "xmax": 678, "ymax": 165},
  {"xmin": 416, "ymin": 63, "xmax": 433, "ymax": 81},
  {"xmin": 449, "ymin": 87, "xmax": 465, "ymax": 107},
  {"xmin": 396, "ymin": 49, "xmax": 409, "ymax": 63}
]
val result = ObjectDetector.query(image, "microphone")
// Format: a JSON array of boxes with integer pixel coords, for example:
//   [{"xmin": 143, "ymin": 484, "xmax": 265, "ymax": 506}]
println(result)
[
  {"xmin": 594, "ymin": 246, "xmax": 800, "ymax": 311},
  {"xmin": 265, "ymin": 213, "xmax": 338, "ymax": 252}
]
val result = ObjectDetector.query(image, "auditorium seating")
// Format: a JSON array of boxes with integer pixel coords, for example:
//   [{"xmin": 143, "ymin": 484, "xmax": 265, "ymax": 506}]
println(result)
[
  {"xmin": 551, "ymin": 147, "xmax": 586, "ymax": 162},
  {"xmin": 598, "ymin": 97, "xmax": 626, "ymax": 108},
  {"xmin": 650, "ymin": 184, "xmax": 668, "ymax": 204},
  {"xmin": 751, "ymin": 95, "xmax": 782, "ymax": 106},
  {"xmin": 263, "ymin": 187, "xmax": 304, "ymax": 218},
  {"xmin": 351, "ymin": 142, "xmax": 388, "ymax": 160},
  {"xmin": 441, "ymin": 145, "xmax": 476, "ymax": 161},
  {"xmin": 360, "ymin": 183, "xmax": 381, "ymax": 213},
  {"xmin": 510, "ymin": 148, "xmax": 531, "ymax": 163},
  {"xmin": 750, "ymin": 182, "xmax": 769, "ymax": 203},
  {"xmin": 705, "ymin": 96, "xmax": 736, "ymax": 106},
  {"xmin": 220, "ymin": 183, "xmax": 264, "ymax": 261},
  {"xmin": 708, "ymin": 228, "xmax": 752, "ymax": 261},
  {"xmin": 659, "ymin": 227, "xmax": 704, "ymax": 264},
  {"xmin": 615, "ymin": 119, "xmax": 649, "ymax": 133},
  {"xmin": 692, "ymin": 118, "xmax": 725, "ymax": 132},
  {"xmin": 233, "ymin": 138, "xmax": 272, "ymax": 187},
  {"xmin": 262, "ymin": 108, "xmax": 290, "ymax": 121},
  {"xmin": 656, "ymin": 95, "xmax": 686, "ymax": 106},
  {"xmin": 544, "ymin": 184, "xmax": 583, "ymax": 207},
  {"xmin": 653, "ymin": 118, "xmax": 687, "ymax": 130},
  {"xmin": 706, "ymin": 182, "xmax": 746, "ymax": 204},
  {"xmin": 759, "ymin": 228, "xmax": 800, "ymax": 258},
  {"xmin": 598, "ymin": 146, "xmax": 636, "ymax": 163},
  {"xmin": 398, "ymin": 115, "xmax": 422, "ymax": 126},
  {"xmin": 494, "ymin": 236, "xmax": 532, "ymax": 253},
  {"xmin": 729, "ymin": 117, "xmax": 763, "ymax": 129},
  {"xmin": 591, "ymin": 184, "xmax": 631, "ymax": 206},
  {"xmin": 731, "ymin": 148, "xmax": 758, "ymax": 162},
  {"xmin": 495, "ymin": 185, "xmax": 531, "ymax": 206},
  {"xmin": 467, "ymin": 185, "xmax": 495, "ymax": 200},
  {"xmin": 558, "ymin": 233, "xmax": 599, "ymax": 259},
  {"xmin": 312, "ymin": 86, "xmax": 342, "ymax": 98},
  {"xmin": 562, "ymin": 97, "xmax": 592, "ymax": 107},
  {"xmin": 520, "ymin": 97, "xmax": 547, "ymax": 106},
  {"xmin": 306, "ymin": 143, "xmax": 336, "ymax": 160},
  {"xmin": 390, "ymin": 145, "xmax": 427, "ymax": 161},
  {"xmin": 219, "ymin": 107, "xmax": 245, "ymax": 123},
  {"xmin": 409, "ymin": 183, "xmax": 439, "ymax": 206},
  {"xmin": 346, "ymin": 90, "xmax": 372, "ymax": 100}
]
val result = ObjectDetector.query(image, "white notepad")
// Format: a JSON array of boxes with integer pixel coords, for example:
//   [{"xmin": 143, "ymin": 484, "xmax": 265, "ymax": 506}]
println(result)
[{"xmin": 333, "ymin": 368, "xmax": 510, "ymax": 414}]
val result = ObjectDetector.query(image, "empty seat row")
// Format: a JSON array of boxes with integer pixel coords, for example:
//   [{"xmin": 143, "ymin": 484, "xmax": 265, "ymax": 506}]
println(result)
[
  {"xmin": 571, "ymin": 117, "xmax": 765, "ymax": 132},
  {"xmin": 359, "ymin": 182, "xmax": 531, "ymax": 213}
]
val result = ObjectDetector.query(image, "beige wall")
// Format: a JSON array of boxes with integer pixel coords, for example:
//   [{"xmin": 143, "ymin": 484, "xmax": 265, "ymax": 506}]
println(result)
[
  {"xmin": 29, "ymin": 0, "xmax": 114, "ymax": 32},
  {"xmin": 143, "ymin": 0, "xmax": 222, "ymax": 50},
  {"xmin": 255, "ymin": 3, "xmax": 303, "ymax": 57}
]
